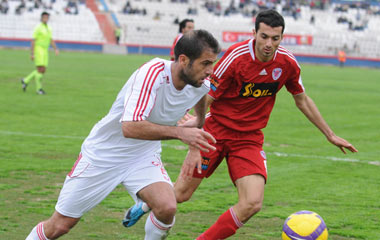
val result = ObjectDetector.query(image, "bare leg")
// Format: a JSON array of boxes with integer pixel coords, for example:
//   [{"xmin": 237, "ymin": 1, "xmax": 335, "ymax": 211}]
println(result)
[
  {"xmin": 233, "ymin": 174, "xmax": 265, "ymax": 222},
  {"xmin": 138, "ymin": 182, "xmax": 177, "ymax": 224},
  {"xmin": 174, "ymin": 176, "xmax": 203, "ymax": 203},
  {"xmin": 26, "ymin": 211, "xmax": 80, "ymax": 240}
]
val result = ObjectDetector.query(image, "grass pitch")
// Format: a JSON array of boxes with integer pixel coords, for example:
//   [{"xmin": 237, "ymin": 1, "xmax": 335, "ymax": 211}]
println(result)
[{"xmin": 0, "ymin": 48, "xmax": 379, "ymax": 239}]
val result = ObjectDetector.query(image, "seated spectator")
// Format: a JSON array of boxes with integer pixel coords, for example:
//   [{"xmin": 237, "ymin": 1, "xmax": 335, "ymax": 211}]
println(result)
[
  {"xmin": 310, "ymin": 14, "xmax": 315, "ymax": 24},
  {"xmin": 187, "ymin": 7, "xmax": 198, "ymax": 15},
  {"xmin": 34, "ymin": 0, "xmax": 42, "ymax": 9},
  {"xmin": 123, "ymin": 1, "xmax": 132, "ymax": 14},
  {"xmin": 15, "ymin": 0, "xmax": 26, "ymax": 15},
  {"xmin": 65, "ymin": 0, "xmax": 79, "ymax": 15},
  {"xmin": 0, "ymin": 0, "xmax": 9, "ymax": 14}
]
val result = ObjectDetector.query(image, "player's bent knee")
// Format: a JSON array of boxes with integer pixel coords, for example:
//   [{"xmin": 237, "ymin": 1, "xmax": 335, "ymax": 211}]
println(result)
[
  {"xmin": 162, "ymin": 202, "xmax": 177, "ymax": 216},
  {"xmin": 154, "ymin": 201, "xmax": 177, "ymax": 219},
  {"xmin": 245, "ymin": 199, "xmax": 263, "ymax": 215}
]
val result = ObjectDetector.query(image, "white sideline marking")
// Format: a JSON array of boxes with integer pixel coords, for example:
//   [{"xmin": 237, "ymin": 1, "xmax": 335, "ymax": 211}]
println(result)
[{"xmin": 1, "ymin": 130, "xmax": 378, "ymax": 166}]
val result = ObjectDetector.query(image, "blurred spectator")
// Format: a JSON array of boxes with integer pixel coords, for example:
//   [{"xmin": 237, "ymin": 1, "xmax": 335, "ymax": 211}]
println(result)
[
  {"xmin": 114, "ymin": 27, "xmax": 121, "ymax": 44},
  {"xmin": 123, "ymin": 1, "xmax": 147, "ymax": 15},
  {"xmin": 187, "ymin": 7, "xmax": 198, "ymax": 15},
  {"xmin": 34, "ymin": 0, "xmax": 42, "ymax": 9},
  {"xmin": 214, "ymin": 1, "xmax": 222, "ymax": 16},
  {"xmin": 153, "ymin": 11, "xmax": 161, "ymax": 20},
  {"xmin": 65, "ymin": 0, "xmax": 79, "ymax": 15},
  {"xmin": 310, "ymin": 14, "xmax": 315, "ymax": 24},
  {"xmin": 338, "ymin": 49, "xmax": 346, "ymax": 67},
  {"xmin": 15, "ymin": 0, "xmax": 26, "ymax": 15},
  {"xmin": 123, "ymin": 1, "xmax": 132, "ymax": 14},
  {"xmin": 0, "ymin": 0, "xmax": 9, "ymax": 14}
]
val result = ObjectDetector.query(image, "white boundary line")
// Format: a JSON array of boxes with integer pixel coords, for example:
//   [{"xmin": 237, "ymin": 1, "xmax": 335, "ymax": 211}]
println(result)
[{"xmin": 1, "ymin": 130, "xmax": 378, "ymax": 166}]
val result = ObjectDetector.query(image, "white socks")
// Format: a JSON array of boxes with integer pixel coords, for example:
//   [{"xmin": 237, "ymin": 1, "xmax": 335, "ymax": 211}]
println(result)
[
  {"xmin": 26, "ymin": 222, "xmax": 49, "ymax": 240},
  {"xmin": 144, "ymin": 212, "xmax": 175, "ymax": 240}
]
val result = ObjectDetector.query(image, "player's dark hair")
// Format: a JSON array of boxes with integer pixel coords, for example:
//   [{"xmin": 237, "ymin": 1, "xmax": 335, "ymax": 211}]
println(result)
[
  {"xmin": 174, "ymin": 29, "xmax": 221, "ymax": 63},
  {"xmin": 41, "ymin": 11, "xmax": 50, "ymax": 17},
  {"xmin": 179, "ymin": 19, "xmax": 194, "ymax": 33},
  {"xmin": 255, "ymin": 9, "xmax": 285, "ymax": 34}
]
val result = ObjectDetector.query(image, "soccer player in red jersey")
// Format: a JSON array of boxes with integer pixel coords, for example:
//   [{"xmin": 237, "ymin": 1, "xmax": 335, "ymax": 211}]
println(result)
[
  {"xmin": 170, "ymin": 19, "xmax": 194, "ymax": 61},
  {"xmin": 174, "ymin": 10, "xmax": 358, "ymax": 239}
]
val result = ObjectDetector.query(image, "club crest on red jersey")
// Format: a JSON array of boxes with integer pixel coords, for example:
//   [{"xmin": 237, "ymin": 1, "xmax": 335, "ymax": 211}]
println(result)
[
  {"xmin": 260, "ymin": 150, "xmax": 266, "ymax": 159},
  {"xmin": 272, "ymin": 68, "xmax": 282, "ymax": 81}
]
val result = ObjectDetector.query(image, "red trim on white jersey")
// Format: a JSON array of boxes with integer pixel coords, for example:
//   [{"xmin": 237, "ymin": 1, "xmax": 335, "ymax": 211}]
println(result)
[
  {"xmin": 68, "ymin": 153, "xmax": 82, "ymax": 177},
  {"xmin": 137, "ymin": 65, "xmax": 165, "ymax": 120},
  {"xmin": 133, "ymin": 62, "xmax": 165, "ymax": 121},
  {"xmin": 214, "ymin": 44, "xmax": 250, "ymax": 78}
]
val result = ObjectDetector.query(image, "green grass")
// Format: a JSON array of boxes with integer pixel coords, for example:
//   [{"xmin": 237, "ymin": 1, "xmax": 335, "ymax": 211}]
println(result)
[{"xmin": 0, "ymin": 48, "xmax": 379, "ymax": 239}]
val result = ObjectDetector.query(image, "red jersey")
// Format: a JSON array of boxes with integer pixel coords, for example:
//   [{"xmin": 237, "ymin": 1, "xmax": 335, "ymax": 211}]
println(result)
[
  {"xmin": 208, "ymin": 39, "xmax": 304, "ymax": 133},
  {"xmin": 170, "ymin": 34, "xmax": 183, "ymax": 61}
]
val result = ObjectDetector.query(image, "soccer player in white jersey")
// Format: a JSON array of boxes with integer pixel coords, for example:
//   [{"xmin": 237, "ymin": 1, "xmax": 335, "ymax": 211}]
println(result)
[{"xmin": 25, "ymin": 29, "xmax": 221, "ymax": 240}]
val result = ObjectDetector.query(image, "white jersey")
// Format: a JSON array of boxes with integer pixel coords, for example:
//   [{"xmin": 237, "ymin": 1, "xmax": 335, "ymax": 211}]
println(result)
[{"xmin": 81, "ymin": 58, "xmax": 210, "ymax": 167}]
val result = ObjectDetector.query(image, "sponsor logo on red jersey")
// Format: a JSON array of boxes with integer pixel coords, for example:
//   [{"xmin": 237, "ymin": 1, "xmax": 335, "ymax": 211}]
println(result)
[
  {"xmin": 239, "ymin": 82, "xmax": 279, "ymax": 98},
  {"xmin": 209, "ymin": 76, "xmax": 219, "ymax": 91}
]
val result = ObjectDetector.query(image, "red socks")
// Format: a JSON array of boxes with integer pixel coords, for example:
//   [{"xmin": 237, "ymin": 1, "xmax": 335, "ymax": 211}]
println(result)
[{"xmin": 197, "ymin": 207, "xmax": 243, "ymax": 240}]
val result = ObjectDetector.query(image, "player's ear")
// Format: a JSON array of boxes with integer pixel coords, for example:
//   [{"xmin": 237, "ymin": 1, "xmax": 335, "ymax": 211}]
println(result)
[
  {"xmin": 252, "ymin": 29, "xmax": 256, "ymax": 39},
  {"xmin": 178, "ymin": 54, "xmax": 190, "ymax": 67}
]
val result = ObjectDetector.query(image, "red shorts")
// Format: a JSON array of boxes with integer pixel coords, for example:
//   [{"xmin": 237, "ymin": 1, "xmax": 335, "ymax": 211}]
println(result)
[{"xmin": 193, "ymin": 117, "xmax": 268, "ymax": 183}]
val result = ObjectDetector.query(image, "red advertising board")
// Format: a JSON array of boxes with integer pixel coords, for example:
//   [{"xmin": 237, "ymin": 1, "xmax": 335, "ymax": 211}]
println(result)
[{"xmin": 222, "ymin": 31, "xmax": 313, "ymax": 45}]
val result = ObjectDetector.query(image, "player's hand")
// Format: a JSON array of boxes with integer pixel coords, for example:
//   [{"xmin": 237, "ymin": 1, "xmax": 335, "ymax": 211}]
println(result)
[
  {"xmin": 177, "ymin": 113, "xmax": 197, "ymax": 127},
  {"xmin": 327, "ymin": 135, "xmax": 358, "ymax": 154},
  {"xmin": 180, "ymin": 147, "xmax": 202, "ymax": 181},
  {"xmin": 177, "ymin": 127, "xmax": 216, "ymax": 152},
  {"xmin": 55, "ymin": 49, "xmax": 59, "ymax": 56}
]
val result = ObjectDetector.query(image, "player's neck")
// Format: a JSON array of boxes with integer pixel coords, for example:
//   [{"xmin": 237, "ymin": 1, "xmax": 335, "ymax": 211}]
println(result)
[{"xmin": 171, "ymin": 62, "xmax": 186, "ymax": 90}]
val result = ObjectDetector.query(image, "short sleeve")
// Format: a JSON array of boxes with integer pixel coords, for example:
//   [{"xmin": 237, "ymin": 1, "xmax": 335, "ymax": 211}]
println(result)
[
  {"xmin": 285, "ymin": 60, "xmax": 305, "ymax": 95},
  {"xmin": 121, "ymin": 61, "xmax": 165, "ymax": 121},
  {"xmin": 208, "ymin": 48, "xmax": 236, "ymax": 100}
]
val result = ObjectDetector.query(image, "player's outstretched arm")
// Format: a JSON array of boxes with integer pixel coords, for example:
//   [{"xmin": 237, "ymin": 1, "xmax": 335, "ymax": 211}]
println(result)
[
  {"xmin": 293, "ymin": 93, "xmax": 358, "ymax": 154},
  {"xmin": 122, "ymin": 120, "xmax": 216, "ymax": 152}
]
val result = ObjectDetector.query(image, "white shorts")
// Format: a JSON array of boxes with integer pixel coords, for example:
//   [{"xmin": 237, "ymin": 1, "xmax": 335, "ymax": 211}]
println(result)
[{"xmin": 55, "ymin": 153, "xmax": 172, "ymax": 218}]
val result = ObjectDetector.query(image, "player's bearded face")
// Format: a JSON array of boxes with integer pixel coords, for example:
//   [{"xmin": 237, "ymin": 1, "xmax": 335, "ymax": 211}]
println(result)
[
  {"xmin": 180, "ymin": 62, "xmax": 202, "ymax": 88},
  {"xmin": 180, "ymin": 49, "xmax": 217, "ymax": 88},
  {"xmin": 254, "ymin": 23, "xmax": 283, "ymax": 62}
]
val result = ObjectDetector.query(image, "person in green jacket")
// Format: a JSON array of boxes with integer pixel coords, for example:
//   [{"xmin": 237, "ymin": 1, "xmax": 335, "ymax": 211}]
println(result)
[{"xmin": 21, "ymin": 11, "xmax": 59, "ymax": 95}]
